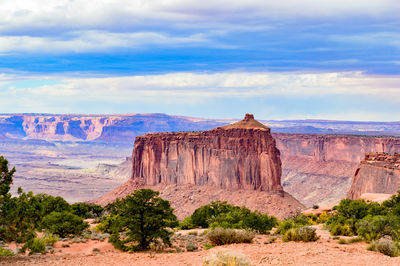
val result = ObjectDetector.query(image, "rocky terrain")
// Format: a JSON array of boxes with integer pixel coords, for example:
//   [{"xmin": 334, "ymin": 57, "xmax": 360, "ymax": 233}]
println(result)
[
  {"xmin": 274, "ymin": 134, "xmax": 400, "ymax": 206},
  {"xmin": 3, "ymin": 226, "xmax": 400, "ymax": 266},
  {"xmin": 95, "ymin": 114, "xmax": 304, "ymax": 219},
  {"xmin": 2, "ymin": 113, "xmax": 400, "ymax": 206},
  {"xmin": 348, "ymin": 152, "xmax": 400, "ymax": 199}
]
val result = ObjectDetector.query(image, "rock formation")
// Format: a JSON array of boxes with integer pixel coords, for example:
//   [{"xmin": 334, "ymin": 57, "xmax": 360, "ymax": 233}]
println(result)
[
  {"xmin": 131, "ymin": 114, "xmax": 283, "ymax": 192},
  {"xmin": 348, "ymin": 152, "xmax": 400, "ymax": 199},
  {"xmin": 273, "ymin": 134, "xmax": 400, "ymax": 206},
  {"xmin": 95, "ymin": 114, "xmax": 304, "ymax": 219}
]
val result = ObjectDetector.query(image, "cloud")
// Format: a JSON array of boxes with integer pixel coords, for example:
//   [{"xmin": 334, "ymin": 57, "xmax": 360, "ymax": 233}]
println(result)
[
  {"xmin": 0, "ymin": 30, "xmax": 212, "ymax": 54},
  {"xmin": 1, "ymin": 70, "xmax": 399, "ymax": 103}
]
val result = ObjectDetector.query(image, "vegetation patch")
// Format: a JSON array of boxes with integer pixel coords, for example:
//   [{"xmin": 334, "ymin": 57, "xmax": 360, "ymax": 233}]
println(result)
[{"xmin": 206, "ymin": 228, "xmax": 255, "ymax": 246}]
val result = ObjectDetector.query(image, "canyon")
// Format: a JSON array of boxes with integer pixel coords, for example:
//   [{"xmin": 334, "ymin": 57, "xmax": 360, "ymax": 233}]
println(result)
[
  {"xmin": 274, "ymin": 134, "xmax": 400, "ymax": 206},
  {"xmin": 96, "ymin": 114, "xmax": 304, "ymax": 219},
  {"xmin": 2, "ymin": 113, "xmax": 400, "ymax": 208}
]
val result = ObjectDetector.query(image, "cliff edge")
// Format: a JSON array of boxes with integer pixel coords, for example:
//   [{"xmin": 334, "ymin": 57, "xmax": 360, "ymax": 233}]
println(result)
[
  {"xmin": 348, "ymin": 152, "xmax": 400, "ymax": 199},
  {"xmin": 95, "ymin": 114, "xmax": 304, "ymax": 219}
]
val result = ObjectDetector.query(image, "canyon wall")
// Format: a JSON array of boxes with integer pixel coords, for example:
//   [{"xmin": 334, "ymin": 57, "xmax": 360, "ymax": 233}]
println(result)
[
  {"xmin": 272, "ymin": 134, "xmax": 400, "ymax": 206},
  {"xmin": 348, "ymin": 153, "xmax": 400, "ymax": 200},
  {"xmin": 131, "ymin": 114, "xmax": 283, "ymax": 192},
  {"xmin": 96, "ymin": 114, "xmax": 305, "ymax": 219}
]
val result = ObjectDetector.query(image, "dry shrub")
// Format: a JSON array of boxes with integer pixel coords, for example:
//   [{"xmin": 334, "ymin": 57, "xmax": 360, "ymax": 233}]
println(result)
[
  {"xmin": 203, "ymin": 249, "xmax": 251, "ymax": 266},
  {"xmin": 282, "ymin": 226, "xmax": 319, "ymax": 242},
  {"xmin": 370, "ymin": 237, "xmax": 399, "ymax": 257},
  {"xmin": 206, "ymin": 228, "xmax": 255, "ymax": 246}
]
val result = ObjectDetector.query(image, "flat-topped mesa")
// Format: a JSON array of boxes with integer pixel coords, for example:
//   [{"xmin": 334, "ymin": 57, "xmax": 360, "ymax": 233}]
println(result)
[
  {"xmin": 131, "ymin": 114, "xmax": 283, "ymax": 192},
  {"xmin": 348, "ymin": 152, "xmax": 400, "ymax": 199}
]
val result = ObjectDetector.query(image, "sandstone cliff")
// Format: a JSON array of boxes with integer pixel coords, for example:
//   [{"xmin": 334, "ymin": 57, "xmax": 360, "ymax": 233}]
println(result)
[
  {"xmin": 131, "ymin": 114, "xmax": 283, "ymax": 192},
  {"xmin": 273, "ymin": 134, "xmax": 400, "ymax": 206},
  {"xmin": 348, "ymin": 152, "xmax": 400, "ymax": 199},
  {"xmin": 95, "ymin": 114, "xmax": 304, "ymax": 219}
]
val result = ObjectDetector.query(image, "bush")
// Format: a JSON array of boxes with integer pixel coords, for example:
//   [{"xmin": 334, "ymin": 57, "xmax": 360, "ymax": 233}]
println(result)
[
  {"xmin": 312, "ymin": 205, "xmax": 319, "ymax": 209},
  {"xmin": 282, "ymin": 226, "xmax": 319, "ymax": 242},
  {"xmin": 179, "ymin": 217, "xmax": 196, "ymax": 230},
  {"xmin": 206, "ymin": 228, "xmax": 255, "ymax": 246},
  {"xmin": 42, "ymin": 211, "xmax": 89, "ymax": 238},
  {"xmin": 203, "ymin": 250, "xmax": 251, "ymax": 266},
  {"xmin": 42, "ymin": 233, "xmax": 58, "ymax": 247},
  {"xmin": 276, "ymin": 215, "xmax": 312, "ymax": 235},
  {"xmin": 0, "ymin": 246, "xmax": 14, "ymax": 256},
  {"xmin": 186, "ymin": 241, "xmax": 198, "ymax": 252},
  {"xmin": 22, "ymin": 237, "xmax": 46, "ymax": 255},
  {"xmin": 330, "ymin": 224, "xmax": 353, "ymax": 236},
  {"xmin": 374, "ymin": 238, "xmax": 398, "ymax": 257},
  {"xmin": 190, "ymin": 201, "xmax": 277, "ymax": 233},
  {"xmin": 356, "ymin": 215, "xmax": 400, "ymax": 242}
]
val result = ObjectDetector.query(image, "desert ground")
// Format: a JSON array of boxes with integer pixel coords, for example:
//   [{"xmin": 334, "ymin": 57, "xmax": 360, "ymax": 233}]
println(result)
[{"xmin": 2, "ymin": 226, "xmax": 400, "ymax": 266}]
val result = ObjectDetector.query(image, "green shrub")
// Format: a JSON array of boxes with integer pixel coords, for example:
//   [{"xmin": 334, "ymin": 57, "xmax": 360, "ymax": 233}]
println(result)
[
  {"xmin": 338, "ymin": 238, "xmax": 347, "ymax": 244},
  {"xmin": 42, "ymin": 211, "xmax": 89, "ymax": 238},
  {"xmin": 276, "ymin": 214, "xmax": 314, "ymax": 235},
  {"xmin": 203, "ymin": 243, "xmax": 214, "ymax": 250},
  {"xmin": 42, "ymin": 233, "xmax": 58, "ymax": 247},
  {"xmin": 282, "ymin": 226, "xmax": 319, "ymax": 242},
  {"xmin": 188, "ymin": 231, "xmax": 198, "ymax": 236},
  {"xmin": 203, "ymin": 250, "xmax": 251, "ymax": 266},
  {"xmin": 179, "ymin": 217, "xmax": 196, "ymax": 230},
  {"xmin": 190, "ymin": 201, "xmax": 276, "ymax": 233},
  {"xmin": 0, "ymin": 246, "xmax": 14, "ymax": 256},
  {"xmin": 330, "ymin": 224, "xmax": 353, "ymax": 236},
  {"xmin": 276, "ymin": 219, "xmax": 296, "ymax": 235},
  {"xmin": 312, "ymin": 205, "xmax": 319, "ymax": 209},
  {"xmin": 375, "ymin": 238, "xmax": 399, "ymax": 257},
  {"xmin": 356, "ymin": 215, "xmax": 400, "ymax": 242},
  {"xmin": 206, "ymin": 228, "xmax": 255, "ymax": 246},
  {"xmin": 22, "ymin": 237, "xmax": 46, "ymax": 255}
]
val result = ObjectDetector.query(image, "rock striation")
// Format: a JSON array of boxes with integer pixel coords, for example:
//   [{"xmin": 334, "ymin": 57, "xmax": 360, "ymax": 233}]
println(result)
[
  {"xmin": 131, "ymin": 114, "xmax": 283, "ymax": 192},
  {"xmin": 95, "ymin": 114, "xmax": 304, "ymax": 219},
  {"xmin": 273, "ymin": 134, "xmax": 400, "ymax": 206},
  {"xmin": 348, "ymin": 152, "xmax": 400, "ymax": 199}
]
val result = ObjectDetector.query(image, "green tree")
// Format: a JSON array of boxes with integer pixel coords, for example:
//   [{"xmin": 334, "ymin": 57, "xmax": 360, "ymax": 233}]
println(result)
[
  {"xmin": 107, "ymin": 189, "xmax": 177, "ymax": 251},
  {"xmin": 0, "ymin": 189, "xmax": 40, "ymax": 244},
  {"xmin": 42, "ymin": 211, "xmax": 89, "ymax": 238}
]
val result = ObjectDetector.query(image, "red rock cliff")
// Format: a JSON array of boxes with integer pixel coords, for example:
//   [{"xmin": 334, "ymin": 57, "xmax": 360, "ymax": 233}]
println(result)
[
  {"xmin": 348, "ymin": 152, "xmax": 400, "ymax": 199},
  {"xmin": 131, "ymin": 114, "xmax": 283, "ymax": 192},
  {"xmin": 272, "ymin": 134, "xmax": 400, "ymax": 206}
]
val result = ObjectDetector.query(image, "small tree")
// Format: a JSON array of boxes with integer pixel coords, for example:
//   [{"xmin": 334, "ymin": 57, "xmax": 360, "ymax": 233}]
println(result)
[
  {"xmin": 108, "ymin": 189, "xmax": 177, "ymax": 251},
  {"xmin": 0, "ymin": 156, "xmax": 16, "ymax": 241},
  {"xmin": 42, "ymin": 211, "xmax": 89, "ymax": 238}
]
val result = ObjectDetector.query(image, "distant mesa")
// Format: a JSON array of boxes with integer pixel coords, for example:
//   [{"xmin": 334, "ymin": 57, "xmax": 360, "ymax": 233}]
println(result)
[
  {"xmin": 95, "ymin": 114, "xmax": 304, "ymax": 219},
  {"xmin": 348, "ymin": 152, "xmax": 400, "ymax": 200}
]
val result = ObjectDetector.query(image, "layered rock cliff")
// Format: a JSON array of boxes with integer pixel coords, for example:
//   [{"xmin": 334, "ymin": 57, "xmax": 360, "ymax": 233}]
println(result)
[
  {"xmin": 95, "ymin": 114, "xmax": 304, "ymax": 219},
  {"xmin": 131, "ymin": 114, "xmax": 283, "ymax": 192},
  {"xmin": 272, "ymin": 134, "xmax": 400, "ymax": 206},
  {"xmin": 348, "ymin": 153, "xmax": 400, "ymax": 199}
]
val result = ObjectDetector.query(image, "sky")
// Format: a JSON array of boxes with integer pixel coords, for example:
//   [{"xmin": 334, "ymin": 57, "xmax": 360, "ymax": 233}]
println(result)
[{"xmin": 0, "ymin": 0, "xmax": 399, "ymax": 121}]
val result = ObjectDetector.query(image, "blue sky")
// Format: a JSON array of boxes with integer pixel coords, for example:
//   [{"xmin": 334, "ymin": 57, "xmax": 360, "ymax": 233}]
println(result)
[{"xmin": 0, "ymin": 0, "xmax": 399, "ymax": 121}]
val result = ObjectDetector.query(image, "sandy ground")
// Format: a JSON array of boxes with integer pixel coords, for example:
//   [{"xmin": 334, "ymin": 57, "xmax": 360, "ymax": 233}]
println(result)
[{"xmin": 2, "ymin": 226, "xmax": 400, "ymax": 266}]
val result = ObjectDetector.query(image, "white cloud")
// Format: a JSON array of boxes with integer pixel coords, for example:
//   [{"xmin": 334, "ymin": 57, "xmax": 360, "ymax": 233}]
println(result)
[
  {"xmin": 0, "ymin": 30, "xmax": 212, "ymax": 54},
  {"xmin": 1, "ymin": 70, "xmax": 399, "ymax": 120},
  {"xmin": 1, "ymin": 0, "xmax": 399, "ymax": 34},
  {"xmin": 2, "ymin": 71, "xmax": 399, "ymax": 100}
]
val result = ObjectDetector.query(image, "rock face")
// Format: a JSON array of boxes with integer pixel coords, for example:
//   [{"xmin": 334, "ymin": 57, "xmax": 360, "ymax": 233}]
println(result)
[
  {"xmin": 95, "ymin": 114, "xmax": 305, "ymax": 219},
  {"xmin": 131, "ymin": 114, "xmax": 283, "ymax": 192},
  {"xmin": 273, "ymin": 134, "xmax": 400, "ymax": 206},
  {"xmin": 348, "ymin": 153, "xmax": 400, "ymax": 199}
]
